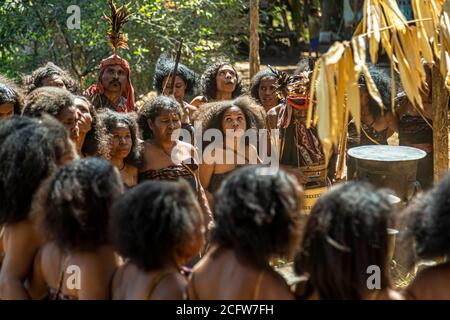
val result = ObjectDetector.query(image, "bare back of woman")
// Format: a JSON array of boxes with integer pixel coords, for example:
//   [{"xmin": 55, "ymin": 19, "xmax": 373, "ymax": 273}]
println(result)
[
  {"xmin": 28, "ymin": 242, "xmax": 119, "ymax": 300},
  {"xmin": 188, "ymin": 247, "xmax": 294, "ymax": 300}
]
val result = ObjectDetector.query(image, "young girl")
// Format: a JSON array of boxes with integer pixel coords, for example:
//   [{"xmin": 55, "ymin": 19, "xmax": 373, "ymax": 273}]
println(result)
[{"xmin": 101, "ymin": 110, "xmax": 141, "ymax": 188}]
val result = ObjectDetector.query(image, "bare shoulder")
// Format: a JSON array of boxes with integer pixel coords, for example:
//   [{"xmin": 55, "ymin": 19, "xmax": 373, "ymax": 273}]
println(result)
[
  {"xmin": 80, "ymin": 246, "xmax": 119, "ymax": 273},
  {"xmin": 404, "ymin": 263, "xmax": 445, "ymax": 299},
  {"xmin": 40, "ymin": 242, "xmax": 61, "ymax": 266},
  {"xmin": 152, "ymin": 272, "xmax": 187, "ymax": 300}
]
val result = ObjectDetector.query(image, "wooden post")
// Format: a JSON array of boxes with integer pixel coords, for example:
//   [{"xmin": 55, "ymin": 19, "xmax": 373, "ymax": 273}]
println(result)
[
  {"xmin": 249, "ymin": 0, "xmax": 260, "ymax": 79},
  {"xmin": 432, "ymin": 65, "xmax": 449, "ymax": 182}
]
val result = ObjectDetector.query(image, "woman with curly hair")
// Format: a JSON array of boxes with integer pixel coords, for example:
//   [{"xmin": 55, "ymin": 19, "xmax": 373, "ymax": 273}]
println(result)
[
  {"xmin": 22, "ymin": 62, "xmax": 80, "ymax": 95},
  {"xmin": 23, "ymin": 87, "xmax": 80, "ymax": 143},
  {"xmin": 27, "ymin": 158, "xmax": 122, "ymax": 300},
  {"xmin": 0, "ymin": 116, "xmax": 76, "ymax": 299},
  {"xmin": 137, "ymin": 96, "xmax": 211, "ymax": 225},
  {"xmin": 187, "ymin": 166, "xmax": 303, "ymax": 299},
  {"xmin": 101, "ymin": 110, "xmax": 141, "ymax": 188},
  {"xmin": 405, "ymin": 174, "xmax": 450, "ymax": 299},
  {"xmin": 197, "ymin": 96, "xmax": 265, "ymax": 203},
  {"xmin": 0, "ymin": 75, "xmax": 23, "ymax": 119},
  {"xmin": 190, "ymin": 61, "xmax": 242, "ymax": 108},
  {"xmin": 294, "ymin": 182, "xmax": 403, "ymax": 300},
  {"xmin": 111, "ymin": 180, "xmax": 205, "ymax": 299},
  {"xmin": 74, "ymin": 96, "xmax": 109, "ymax": 158},
  {"xmin": 249, "ymin": 68, "xmax": 280, "ymax": 112},
  {"xmin": 154, "ymin": 54, "xmax": 198, "ymax": 132}
]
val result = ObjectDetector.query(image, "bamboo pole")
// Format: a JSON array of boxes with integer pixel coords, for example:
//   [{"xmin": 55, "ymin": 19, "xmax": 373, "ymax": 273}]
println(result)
[
  {"xmin": 432, "ymin": 65, "xmax": 449, "ymax": 182},
  {"xmin": 249, "ymin": 0, "xmax": 260, "ymax": 79}
]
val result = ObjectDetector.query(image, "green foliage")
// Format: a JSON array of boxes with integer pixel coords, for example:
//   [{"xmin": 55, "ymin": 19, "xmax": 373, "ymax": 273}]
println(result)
[{"xmin": 0, "ymin": 0, "xmax": 248, "ymax": 97}]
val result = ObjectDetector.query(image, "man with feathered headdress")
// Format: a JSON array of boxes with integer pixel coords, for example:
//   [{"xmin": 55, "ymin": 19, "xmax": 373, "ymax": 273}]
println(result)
[{"xmin": 85, "ymin": 0, "xmax": 135, "ymax": 112}]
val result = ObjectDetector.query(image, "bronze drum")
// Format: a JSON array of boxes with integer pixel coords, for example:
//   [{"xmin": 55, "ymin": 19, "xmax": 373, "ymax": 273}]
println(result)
[{"xmin": 348, "ymin": 145, "xmax": 426, "ymax": 202}]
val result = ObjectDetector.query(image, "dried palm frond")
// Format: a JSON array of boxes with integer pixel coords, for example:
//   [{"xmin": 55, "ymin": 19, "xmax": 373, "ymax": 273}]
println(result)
[
  {"xmin": 103, "ymin": 0, "xmax": 132, "ymax": 55},
  {"xmin": 307, "ymin": 0, "xmax": 448, "ymax": 165}
]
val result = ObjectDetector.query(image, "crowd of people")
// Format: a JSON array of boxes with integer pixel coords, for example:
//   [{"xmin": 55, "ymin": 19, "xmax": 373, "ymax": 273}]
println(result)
[{"xmin": 0, "ymin": 45, "xmax": 445, "ymax": 300}]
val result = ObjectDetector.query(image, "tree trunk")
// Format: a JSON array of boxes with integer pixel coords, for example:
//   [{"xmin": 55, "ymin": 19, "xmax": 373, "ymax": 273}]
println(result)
[
  {"xmin": 432, "ymin": 65, "xmax": 449, "ymax": 182},
  {"xmin": 249, "ymin": 0, "xmax": 260, "ymax": 79}
]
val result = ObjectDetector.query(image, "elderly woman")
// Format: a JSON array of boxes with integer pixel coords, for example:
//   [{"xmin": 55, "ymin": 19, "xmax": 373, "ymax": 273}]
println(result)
[
  {"xmin": 28, "ymin": 158, "xmax": 122, "ymax": 300},
  {"xmin": 249, "ymin": 68, "xmax": 280, "ymax": 112},
  {"xmin": 190, "ymin": 61, "xmax": 242, "ymax": 107},
  {"xmin": 111, "ymin": 180, "xmax": 205, "ymax": 300},
  {"xmin": 101, "ymin": 110, "xmax": 141, "ymax": 188},
  {"xmin": 187, "ymin": 166, "xmax": 303, "ymax": 299},
  {"xmin": 0, "ymin": 75, "xmax": 23, "ymax": 119},
  {"xmin": 154, "ymin": 54, "xmax": 198, "ymax": 132},
  {"xmin": 137, "ymin": 96, "xmax": 211, "ymax": 226},
  {"xmin": 196, "ymin": 96, "xmax": 265, "ymax": 203},
  {"xmin": 294, "ymin": 182, "xmax": 403, "ymax": 300},
  {"xmin": 0, "ymin": 116, "xmax": 76, "ymax": 299}
]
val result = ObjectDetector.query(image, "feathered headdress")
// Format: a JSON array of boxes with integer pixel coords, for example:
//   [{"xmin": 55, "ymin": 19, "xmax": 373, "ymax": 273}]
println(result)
[
  {"xmin": 103, "ymin": 0, "xmax": 132, "ymax": 55},
  {"xmin": 268, "ymin": 65, "xmax": 314, "ymax": 111}
]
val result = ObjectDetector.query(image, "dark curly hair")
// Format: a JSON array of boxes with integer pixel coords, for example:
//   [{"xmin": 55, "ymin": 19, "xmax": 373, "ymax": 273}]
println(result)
[
  {"xmin": 200, "ymin": 61, "xmax": 242, "ymax": 101},
  {"xmin": 410, "ymin": 174, "xmax": 450, "ymax": 259},
  {"xmin": 137, "ymin": 95, "xmax": 182, "ymax": 141},
  {"xmin": 195, "ymin": 95, "xmax": 266, "ymax": 149},
  {"xmin": 0, "ymin": 75, "xmax": 24, "ymax": 115},
  {"xmin": 111, "ymin": 179, "xmax": 202, "ymax": 271},
  {"xmin": 0, "ymin": 115, "xmax": 72, "ymax": 224},
  {"xmin": 294, "ymin": 181, "xmax": 393, "ymax": 300},
  {"xmin": 100, "ymin": 109, "xmax": 142, "ymax": 167},
  {"xmin": 22, "ymin": 62, "xmax": 80, "ymax": 95},
  {"xmin": 74, "ymin": 96, "xmax": 110, "ymax": 158},
  {"xmin": 22, "ymin": 86, "xmax": 75, "ymax": 119},
  {"xmin": 359, "ymin": 66, "xmax": 393, "ymax": 120},
  {"xmin": 153, "ymin": 54, "xmax": 196, "ymax": 96},
  {"xmin": 40, "ymin": 158, "xmax": 123, "ymax": 251},
  {"xmin": 212, "ymin": 166, "xmax": 303, "ymax": 269},
  {"xmin": 249, "ymin": 68, "xmax": 278, "ymax": 106}
]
